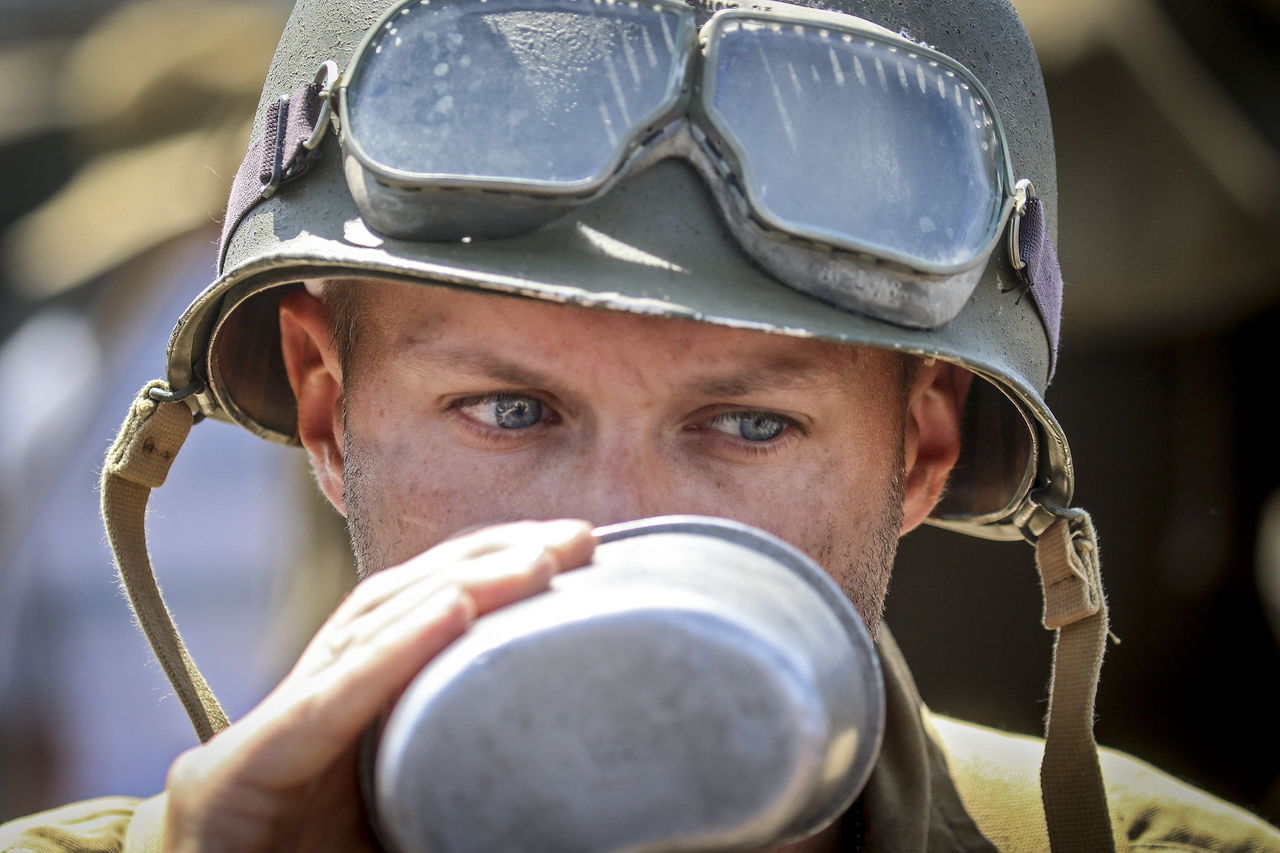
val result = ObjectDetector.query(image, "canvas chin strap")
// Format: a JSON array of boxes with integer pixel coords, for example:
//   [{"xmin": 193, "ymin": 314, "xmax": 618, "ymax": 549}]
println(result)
[
  {"xmin": 101, "ymin": 380, "xmax": 1116, "ymax": 849},
  {"xmin": 1033, "ymin": 509, "xmax": 1118, "ymax": 853},
  {"xmin": 101, "ymin": 380, "xmax": 228, "ymax": 742}
]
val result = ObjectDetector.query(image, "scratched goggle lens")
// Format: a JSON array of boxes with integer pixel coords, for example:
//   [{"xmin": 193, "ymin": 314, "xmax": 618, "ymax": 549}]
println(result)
[
  {"xmin": 344, "ymin": 0, "xmax": 693, "ymax": 187},
  {"xmin": 702, "ymin": 15, "xmax": 1006, "ymax": 269}
]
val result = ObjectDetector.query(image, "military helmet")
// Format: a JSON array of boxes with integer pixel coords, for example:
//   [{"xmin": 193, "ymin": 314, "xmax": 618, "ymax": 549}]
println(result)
[{"xmin": 160, "ymin": 0, "xmax": 1071, "ymax": 543}]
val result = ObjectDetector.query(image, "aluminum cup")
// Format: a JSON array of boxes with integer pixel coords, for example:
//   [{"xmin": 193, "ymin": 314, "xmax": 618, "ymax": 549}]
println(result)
[{"xmin": 372, "ymin": 515, "xmax": 884, "ymax": 852}]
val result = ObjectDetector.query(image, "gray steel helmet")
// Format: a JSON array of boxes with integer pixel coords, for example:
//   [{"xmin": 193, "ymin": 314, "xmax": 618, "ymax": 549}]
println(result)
[{"xmin": 161, "ymin": 0, "xmax": 1071, "ymax": 543}]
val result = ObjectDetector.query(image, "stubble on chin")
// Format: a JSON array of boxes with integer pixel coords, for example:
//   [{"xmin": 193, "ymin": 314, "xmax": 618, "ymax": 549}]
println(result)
[
  {"xmin": 343, "ymin": 432, "xmax": 386, "ymax": 581},
  {"xmin": 821, "ymin": 464, "xmax": 905, "ymax": 641}
]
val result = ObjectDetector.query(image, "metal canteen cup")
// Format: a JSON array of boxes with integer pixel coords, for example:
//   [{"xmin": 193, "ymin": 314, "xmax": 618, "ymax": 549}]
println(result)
[{"xmin": 371, "ymin": 516, "xmax": 885, "ymax": 852}]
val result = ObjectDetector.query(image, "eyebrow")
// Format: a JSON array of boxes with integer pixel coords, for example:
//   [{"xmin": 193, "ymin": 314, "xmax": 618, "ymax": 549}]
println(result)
[
  {"xmin": 416, "ymin": 348, "xmax": 557, "ymax": 389},
  {"xmin": 684, "ymin": 355, "xmax": 855, "ymax": 397},
  {"xmin": 416, "ymin": 346, "xmax": 853, "ymax": 397}
]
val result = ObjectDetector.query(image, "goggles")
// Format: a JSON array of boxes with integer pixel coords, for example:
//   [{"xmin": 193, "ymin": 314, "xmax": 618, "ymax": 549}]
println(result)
[
  {"xmin": 331, "ymin": 0, "xmax": 1028, "ymax": 330},
  {"xmin": 231, "ymin": 0, "xmax": 1041, "ymax": 331}
]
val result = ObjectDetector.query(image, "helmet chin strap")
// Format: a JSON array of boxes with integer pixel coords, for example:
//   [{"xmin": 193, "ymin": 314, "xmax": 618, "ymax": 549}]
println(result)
[
  {"xmin": 100, "ymin": 381, "xmax": 1117, "ymax": 851},
  {"xmin": 101, "ymin": 380, "xmax": 228, "ymax": 742},
  {"xmin": 1034, "ymin": 509, "xmax": 1117, "ymax": 853}
]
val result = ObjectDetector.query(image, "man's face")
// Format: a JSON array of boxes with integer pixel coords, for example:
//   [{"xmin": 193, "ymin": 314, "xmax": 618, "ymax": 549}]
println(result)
[{"xmin": 283, "ymin": 280, "xmax": 964, "ymax": 633}]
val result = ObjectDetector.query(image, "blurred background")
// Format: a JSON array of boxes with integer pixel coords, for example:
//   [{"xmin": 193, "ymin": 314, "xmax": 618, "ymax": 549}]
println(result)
[{"xmin": 1, "ymin": 0, "xmax": 1277, "ymax": 830}]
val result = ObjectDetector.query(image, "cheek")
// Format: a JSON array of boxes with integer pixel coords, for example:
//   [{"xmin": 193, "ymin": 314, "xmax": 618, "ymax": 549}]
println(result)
[
  {"xmin": 686, "ymin": 432, "xmax": 903, "ymax": 569},
  {"xmin": 344, "ymin": 417, "xmax": 576, "ymax": 568}
]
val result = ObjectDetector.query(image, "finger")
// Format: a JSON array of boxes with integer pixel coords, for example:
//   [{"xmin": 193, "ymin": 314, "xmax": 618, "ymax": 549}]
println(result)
[
  {"xmin": 253, "ymin": 539, "xmax": 555, "ymax": 780},
  {"xmin": 238, "ymin": 524, "xmax": 593, "ymax": 779},
  {"xmin": 307, "ymin": 541, "xmax": 554, "ymax": 676},
  {"xmin": 296, "ymin": 520, "xmax": 590, "ymax": 686},
  {"xmin": 440, "ymin": 540, "xmax": 560, "ymax": 615},
  {"xmin": 308, "ymin": 580, "xmax": 477, "ymax": 713},
  {"xmin": 336, "ymin": 519, "xmax": 592, "ymax": 619},
  {"xmin": 435, "ymin": 520, "xmax": 595, "ymax": 613},
  {"xmin": 207, "ymin": 521, "xmax": 596, "ymax": 791},
  {"xmin": 221, "ymin": 583, "xmax": 474, "ymax": 789},
  {"xmin": 425, "ymin": 517, "xmax": 593, "ymax": 566},
  {"xmin": 538, "ymin": 519, "xmax": 597, "ymax": 575}
]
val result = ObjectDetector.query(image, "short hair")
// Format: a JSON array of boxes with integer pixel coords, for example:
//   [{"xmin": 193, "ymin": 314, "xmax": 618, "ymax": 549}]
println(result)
[{"xmin": 321, "ymin": 279, "xmax": 363, "ymax": 380}]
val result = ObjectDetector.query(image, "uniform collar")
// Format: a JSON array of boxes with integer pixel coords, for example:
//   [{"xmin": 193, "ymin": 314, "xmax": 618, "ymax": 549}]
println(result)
[{"xmin": 856, "ymin": 628, "xmax": 999, "ymax": 853}]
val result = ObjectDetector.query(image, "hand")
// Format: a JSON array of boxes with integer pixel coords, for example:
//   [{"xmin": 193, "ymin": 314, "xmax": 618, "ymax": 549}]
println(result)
[{"xmin": 162, "ymin": 519, "xmax": 596, "ymax": 853}]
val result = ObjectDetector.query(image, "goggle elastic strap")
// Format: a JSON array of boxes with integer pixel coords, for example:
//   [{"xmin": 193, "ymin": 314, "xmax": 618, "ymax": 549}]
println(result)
[
  {"xmin": 219, "ymin": 78, "xmax": 328, "ymax": 269},
  {"xmin": 101, "ymin": 380, "xmax": 229, "ymax": 742},
  {"xmin": 1033, "ymin": 510, "xmax": 1116, "ymax": 853},
  {"xmin": 1014, "ymin": 193, "xmax": 1063, "ymax": 379}
]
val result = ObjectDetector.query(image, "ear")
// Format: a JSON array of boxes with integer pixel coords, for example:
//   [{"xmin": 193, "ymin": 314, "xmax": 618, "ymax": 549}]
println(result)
[
  {"xmin": 899, "ymin": 360, "xmax": 972, "ymax": 535},
  {"xmin": 279, "ymin": 287, "xmax": 347, "ymax": 516}
]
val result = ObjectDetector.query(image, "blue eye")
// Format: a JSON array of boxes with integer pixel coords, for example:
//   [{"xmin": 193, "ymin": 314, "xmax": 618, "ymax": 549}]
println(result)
[
  {"xmin": 708, "ymin": 411, "xmax": 788, "ymax": 441},
  {"xmin": 490, "ymin": 395, "xmax": 543, "ymax": 429},
  {"xmin": 457, "ymin": 394, "xmax": 546, "ymax": 429}
]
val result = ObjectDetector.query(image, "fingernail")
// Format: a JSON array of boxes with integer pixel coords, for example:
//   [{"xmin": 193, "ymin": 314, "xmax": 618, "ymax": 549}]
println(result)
[{"xmin": 538, "ymin": 519, "xmax": 593, "ymax": 544}]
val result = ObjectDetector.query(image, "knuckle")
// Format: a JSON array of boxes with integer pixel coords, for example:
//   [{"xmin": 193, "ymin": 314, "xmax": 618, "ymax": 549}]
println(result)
[{"xmin": 166, "ymin": 742, "xmax": 215, "ymax": 796}]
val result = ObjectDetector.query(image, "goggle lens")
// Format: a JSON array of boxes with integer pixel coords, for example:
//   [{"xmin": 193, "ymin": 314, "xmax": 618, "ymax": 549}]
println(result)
[
  {"xmin": 705, "ymin": 17, "xmax": 1005, "ymax": 268},
  {"xmin": 346, "ymin": 0, "xmax": 692, "ymax": 186}
]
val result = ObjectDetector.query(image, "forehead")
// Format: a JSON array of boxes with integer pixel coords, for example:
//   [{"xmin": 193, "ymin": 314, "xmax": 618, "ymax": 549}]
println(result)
[{"xmin": 345, "ymin": 280, "xmax": 906, "ymax": 390}]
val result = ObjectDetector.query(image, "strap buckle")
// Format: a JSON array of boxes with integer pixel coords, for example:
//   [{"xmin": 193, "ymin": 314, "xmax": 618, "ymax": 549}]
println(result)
[
  {"xmin": 1035, "ymin": 508, "xmax": 1102, "ymax": 630},
  {"xmin": 1009, "ymin": 178, "xmax": 1035, "ymax": 271},
  {"xmin": 302, "ymin": 60, "xmax": 339, "ymax": 152},
  {"xmin": 147, "ymin": 378, "xmax": 205, "ymax": 404}
]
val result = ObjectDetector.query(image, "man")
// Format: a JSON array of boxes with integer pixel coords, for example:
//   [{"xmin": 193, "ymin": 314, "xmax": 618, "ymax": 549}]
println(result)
[{"xmin": 3, "ymin": 0, "xmax": 1279, "ymax": 849}]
